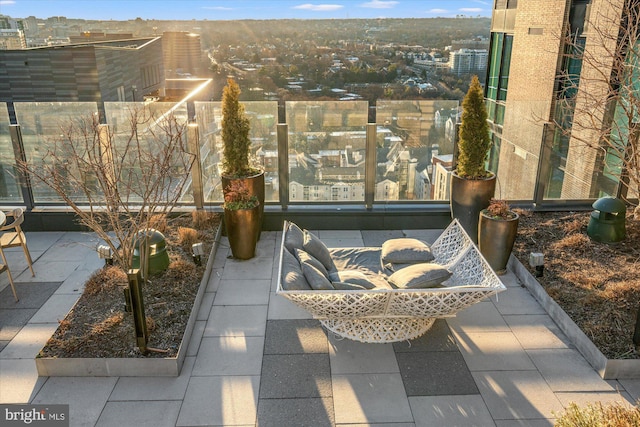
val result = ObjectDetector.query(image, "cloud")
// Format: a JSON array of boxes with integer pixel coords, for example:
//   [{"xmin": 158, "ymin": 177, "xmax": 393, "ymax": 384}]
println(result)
[
  {"xmin": 360, "ymin": 0, "xmax": 398, "ymax": 9},
  {"xmin": 293, "ymin": 3, "xmax": 344, "ymax": 11},
  {"xmin": 471, "ymin": 0, "xmax": 491, "ymax": 4},
  {"xmin": 459, "ymin": 7, "xmax": 483, "ymax": 13},
  {"xmin": 0, "ymin": 0, "xmax": 16, "ymax": 4},
  {"xmin": 427, "ymin": 8, "xmax": 448, "ymax": 14}
]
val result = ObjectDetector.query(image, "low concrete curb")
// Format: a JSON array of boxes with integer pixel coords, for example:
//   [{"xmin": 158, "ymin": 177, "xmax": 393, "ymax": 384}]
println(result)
[
  {"xmin": 36, "ymin": 225, "xmax": 222, "ymax": 377},
  {"xmin": 508, "ymin": 254, "xmax": 640, "ymax": 379}
]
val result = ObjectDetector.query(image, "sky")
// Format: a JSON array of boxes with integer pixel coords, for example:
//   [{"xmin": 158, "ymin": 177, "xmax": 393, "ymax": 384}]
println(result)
[{"xmin": 0, "ymin": 0, "xmax": 492, "ymax": 21}]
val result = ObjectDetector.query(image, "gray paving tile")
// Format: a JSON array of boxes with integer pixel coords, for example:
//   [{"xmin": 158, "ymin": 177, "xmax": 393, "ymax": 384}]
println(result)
[
  {"xmin": 264, "ymin": 319, "xmax": 328, "ymax": 354},
  {"xmin": 332, "ymin": 373, "xmax": 413, "ymax": 424},
  {"xmin": 186, "ymin": 320, "xmax": 205, "ymax": 357},
  {"xmin": 0, "ymin": 322, "xmax": 59, "ymax": 359},
  {"xmin": 453, "ymin": 331, "xmax": 537, "ymax": 372},
  {"xmin": 16, "ymin": 260, "xmax": 81, "ymax": 282},
  {"xmin": 96, "ymin": 400, "xmax": 181, "ymax": 427},
  {"xmin": 329, "ymin": 334, "xmax": 399, "ymax": 374},
  {"xmin": 321, "ymin": 238, "xmax": 365, "ymax": 248},
  {"xmin": 0, "ymin": 308, "xmax": 37, "ymax": 341},
  {"xmin": 497, "ymin": 270, "xmax": 522, "ymax": 287},
  {"xmin": 176, "ymin": 375, "xmax": 259, "ymax": 426},
  {"xmin": 619, "ymin": 379, "xmax": 640, "ymax": 402},
  {"xmin": 222, "ymin": 257, "xmax": 274, "ymax": 280},
  {"xmin": 396, "ymin": 351, "xmax": 478, "ymax": 396},
  {"xmin": 409, "ymin": 395, "xmax": 495, "ymax": 427},
  {"xmin": 213, "ymin": 279, "xmax": 270, "ymax": 305},
  {"xmin": 393, "ymin": 319, "xmax": 457, "ymax": 352},
  {"xmin": 28, "ymin": 294, "xmax": 78, "ymax": 324},
  {"xmin": 192, "ymin": 336, "xmax": 264, "ymax": 376},
  {"xmin": 473, "ymin": 370, "xmax": 564, "ymax": 420},
  {"xmin": 260, "ymin": 353, "xmax": 331, "ymax": 398},
  {"xmin": 554, "ymin": 391, "xmax": 635, "ymax": 408},
  {"xmin": 204, "ymin": 304, "xmax": 267, "ymax": 337},
  {"xmin": 205, "ymin": 268, "xmax": 223, "ymax": 292},
  {"xmin": 0, "ymin": 358, "xmax": 47, "ymax": 403},
  {"xmin": 109, "ymin": 357, "xmax": 195, "ymax": 401},
  {"xmin": 361, "ymin": 229, "xmax": 405, "ymax": 247},
  {"xmin": 19, "ymin": 232, "xmax": 63, "ymax": 253},
  {"xmin": 0, "ymin": 282, "xmax": 61, "ymax": 309},
  {"xmin": 267, "ymin": 292, "xmax": 314, "ymax": 320},
  {"xmin": 257, "ymin": 397, "xmax": 334, "ymax": 427},
  {"xmin": 504, "ymin": 315, "xmax": 572, "ymax": 349},
  {"xmin": 446, "ymin": 301, "xmax": 511, "ymax": 334},
  {"xmin": 55, "ymin": 267, "xmax": 96, "ymax": 295},
  {"xmin": 195, "ymin": 291, "xmax": 215, "ymax": 320},
  {"xmin": 32, "ymin": 376, "xmax": 117, "ymax": 427},
  {"xmin": 402, "ymin": 229, "xmax": 442, "ymax": 244},
  {"xmin": 338, "ymin": 424, "xmax": 416, "ymax": 427},
  {"xmin": 493, "ymin": 286, "xmax": 547, "ymax": 315},
  {"xmin": 527, "ymin": 349, "xmax": 616, "ymax": 392}
]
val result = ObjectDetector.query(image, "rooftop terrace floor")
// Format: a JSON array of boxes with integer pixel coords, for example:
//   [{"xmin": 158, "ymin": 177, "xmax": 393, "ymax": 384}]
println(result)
[{"xmin": 0, "ymin": 228, "xmax": 638, "ymax": 426}]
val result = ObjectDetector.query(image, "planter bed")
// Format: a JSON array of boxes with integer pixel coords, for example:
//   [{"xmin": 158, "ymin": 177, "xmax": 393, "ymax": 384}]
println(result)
[{"xmin": 35, "ymin": 225, "xmax": 221, "ymax": 377}]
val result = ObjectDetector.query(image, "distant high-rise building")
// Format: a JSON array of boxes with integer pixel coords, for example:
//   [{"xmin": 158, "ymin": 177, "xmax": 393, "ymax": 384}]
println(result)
[
  {"xmin": 0, "ymin": 29, "xmax": 26, "ymax": 50},
  {"xmin": 486, "ymin": 0, "xmax": 632, "ymax": 200},
  {"xmin": 449, "ymin": 48, "xmax": 488, "ymax": 75},
  {"xmin": 0, "ymin": 37, "xmax": 164, "ymax": 102},
  {"xmin": 162, "ymin": 31, "xmax": 204, "ymax": 78}
]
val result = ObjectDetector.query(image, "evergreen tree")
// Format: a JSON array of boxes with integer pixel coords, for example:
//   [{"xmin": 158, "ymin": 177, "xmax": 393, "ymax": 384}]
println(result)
[
  {"xmin": 221, "ymin": 77, "xmax": 253, "ymax": 177},
  {"xmin": 456, "ymin": 75, "xmax": 491, "ymax": 179}
]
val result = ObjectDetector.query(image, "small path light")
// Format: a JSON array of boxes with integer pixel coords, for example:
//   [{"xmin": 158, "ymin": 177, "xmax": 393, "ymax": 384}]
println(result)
[
  {"xmin": 529, "ymin": 252, "xmax": 544, "ymax": 277},
  {"xmin": 97, "ymin": 244, "xmax": 113, "ymax": 266},
  {"xmin": 192, "ymin": 242, "xmax": 204, "ymax": 266}
]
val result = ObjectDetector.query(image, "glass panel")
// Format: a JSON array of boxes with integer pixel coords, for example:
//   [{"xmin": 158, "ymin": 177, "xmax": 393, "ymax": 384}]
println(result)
[
  {"xmin": 498, "ymin": 35, "xmax": 513, "ymax": 101},
  {"xmin": 0, "ymin": 103, "xmax": 22, "ymax": 202},
  {"xmin": 14, "ymin": 102, "xmax": 99, "ymax": 203},
  {"xmin": 376, "ymin": 100, "xmax": 458, "ymax": 201},
  {"xmin": 104, "ymin": 102, "xmax": 193, "ymax": 204},
  {"xmin": 486, "ymin": 33, "xmax": 503, "ymax": 101},
  {"xmin": 286, "ymin": 101, "xmax": 368, "ymax": 202},
  {"xmin": 194, "ymin": 101, "xmax": 278, "ymax": 203}
]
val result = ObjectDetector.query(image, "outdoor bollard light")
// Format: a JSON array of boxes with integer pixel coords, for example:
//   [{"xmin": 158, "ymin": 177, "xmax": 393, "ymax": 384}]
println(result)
[
  {"xmin": 529, "ymin": 252, "xmax": 544, "ymax": 277},
  {"xmin": 192, "ymin": 242, "xmax": 204, "ymax": 266},
  {"xmin": 127, "ymin": 269, "xmax": 148, "ymax": 354},
  {"xmin": 97, "ymin": 244, "xmax": 113, "ymax": 265}
]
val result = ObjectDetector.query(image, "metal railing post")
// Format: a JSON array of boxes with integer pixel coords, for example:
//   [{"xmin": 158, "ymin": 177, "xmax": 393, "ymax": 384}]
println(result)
[
  {"xmin": 277, "ymin": 123, "xmax": 289, "ymax": 209},
  {"xmin": 188, "ymin": 123, "xmax": 204, "ymax": 209},
  {"xmin": 365, "ymin": 123, "xmax": 377, "ymax": 209}
]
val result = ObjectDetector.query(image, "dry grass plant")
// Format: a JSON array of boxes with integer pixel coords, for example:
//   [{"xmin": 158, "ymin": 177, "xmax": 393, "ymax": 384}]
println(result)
[{"xmin": 554, "ymin": 401, "xmax": 640, "ymax": 427}]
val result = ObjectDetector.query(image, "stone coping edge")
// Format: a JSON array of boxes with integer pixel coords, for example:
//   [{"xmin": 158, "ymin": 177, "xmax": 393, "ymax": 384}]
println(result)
[
  {"xmin": 508, "ymin": 254, "xmax": 640, "ymax": 379},
  {"xmin": 35, "ymin": 224, "xmax": 222, "ymax": 377}
]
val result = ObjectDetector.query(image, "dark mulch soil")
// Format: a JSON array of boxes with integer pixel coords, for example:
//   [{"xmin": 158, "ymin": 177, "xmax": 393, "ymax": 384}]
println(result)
[
  {"xmin": 38, "ymin": 212, "xmax": 221, "ymax": 359},
  {"xmin": 512, "ymin": 208, "xmax": 640, "ymax": 359}
]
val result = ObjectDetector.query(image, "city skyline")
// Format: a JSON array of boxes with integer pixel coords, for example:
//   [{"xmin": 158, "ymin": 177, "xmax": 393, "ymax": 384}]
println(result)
[{"xmin": 0, "ymin": 0, "xmax": 492, "ymax": 21}]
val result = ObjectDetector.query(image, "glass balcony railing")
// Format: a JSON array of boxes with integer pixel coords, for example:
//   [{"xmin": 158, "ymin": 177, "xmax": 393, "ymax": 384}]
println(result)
[{"xmin": 0, "ymin": 100, "xmax": 629, "ymax": 210}]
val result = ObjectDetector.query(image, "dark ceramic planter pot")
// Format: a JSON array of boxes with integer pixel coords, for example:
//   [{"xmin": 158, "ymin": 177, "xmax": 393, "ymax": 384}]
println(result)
[
  {"xmin": 224, "ymin": 204, "xmax": 261, "ymax": 260},
  {"xmin": 450, "ymin": 171, "xmax": 496, "ymax": 243},
  {"xmin": 222, "ymin": 170, "xmax": 265, "ymax": 239},
  {"xmin": 478, "ymin": 210, "xmax": 519, "ymax": 274}
]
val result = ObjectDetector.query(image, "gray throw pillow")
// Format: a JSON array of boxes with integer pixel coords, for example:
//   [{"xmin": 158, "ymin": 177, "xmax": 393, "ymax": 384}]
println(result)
[
  {"xmin": 284, "ymin": 222, "xmax": 305, "ymax": 254},
  {"xmin": 301, "ymin": 262, "xmax": 334, "ymax": 290},
  {"xmin": 381, "ymin": 238, "xmax": 435, "ymax": 264},
  {"xmin": 328, "ymin": 269, "xmax": 379, "ymax": 289},
  {"xmin": 280, "ymin": 249, "xmax": 311, "ymax": 290},
  {"xmin": 303, "ymin": 230, "xmax": 336, "ymax": 273},
  {"xmin": 295, "ymin": 248, "xmax": 329, "ymax": 278},
  {"xmin": 388, "ymin": 263, "xmax": 452, "ymax": 289}
]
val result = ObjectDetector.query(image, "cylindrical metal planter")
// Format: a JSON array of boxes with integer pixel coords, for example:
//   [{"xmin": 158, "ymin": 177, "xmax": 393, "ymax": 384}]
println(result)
[
  {"xmin": 478, "ymin": 211, "xmax": 519, "ymax": 274},
  {"xmin": 450, "ymin": 172, "xmax": 496, "ymax": 243},
  {"xmin": 222, "ymin": 170, "xmax": 265, "ymax": 239},
  {"xmin": 224, "ymin": 205, "xmax": 261, "ymax": 260}
]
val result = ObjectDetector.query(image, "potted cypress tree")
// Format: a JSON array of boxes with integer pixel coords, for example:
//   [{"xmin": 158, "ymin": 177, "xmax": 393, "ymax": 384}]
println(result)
[
  {"xmin": 450, "ymin": 75, "xmax": 496, "ymax": 243},
  {"xmin": 478, "ymin": 198, "xmax": 519, "ymax": 274},
  {"xmin": 220, "ymin": 77, "xmax": 264, "ymax": 254}
]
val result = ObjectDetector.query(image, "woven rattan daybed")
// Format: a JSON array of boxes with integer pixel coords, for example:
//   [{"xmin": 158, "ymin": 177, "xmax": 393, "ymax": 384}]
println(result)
[{"xmin": 276, "ymin": 219, "xmax": 506, "ymax": 343}]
